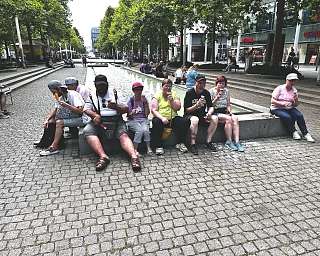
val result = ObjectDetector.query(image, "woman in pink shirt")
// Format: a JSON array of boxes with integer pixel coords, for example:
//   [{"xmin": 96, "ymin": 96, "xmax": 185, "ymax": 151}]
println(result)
[{"xmin": 270, "ymin": 73, "xmax": 315, "ymax": 142}]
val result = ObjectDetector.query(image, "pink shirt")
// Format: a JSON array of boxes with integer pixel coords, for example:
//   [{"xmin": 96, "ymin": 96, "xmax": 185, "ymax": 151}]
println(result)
[{"xmin": 270, "ymin": 84, "xmax": 297, "ymax": 110}]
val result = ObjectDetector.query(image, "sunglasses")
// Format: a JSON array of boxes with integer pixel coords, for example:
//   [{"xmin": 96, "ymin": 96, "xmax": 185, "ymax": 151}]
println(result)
[
  {"xmin": 102, "ymin": 99, "xmax": 107, "ymax": 108},
  {"xmin": 133, "ymin": 87, "xmax": 143, "ymax": 91}
]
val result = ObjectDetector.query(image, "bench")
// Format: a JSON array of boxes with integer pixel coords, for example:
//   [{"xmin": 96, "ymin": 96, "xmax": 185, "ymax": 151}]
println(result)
[{"xmin": 77, "ymin": 113, "xmax": 288, "ymax": 155}]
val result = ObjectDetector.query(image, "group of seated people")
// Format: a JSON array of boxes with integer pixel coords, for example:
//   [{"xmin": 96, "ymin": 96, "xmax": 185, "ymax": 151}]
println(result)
[
  {"xmin": 35, "ymin": 72, "xmax": 315, "ymax": 173},
  {"xmin": 140, "ymin": 61, "xmax": 168, "ymax": 78}
]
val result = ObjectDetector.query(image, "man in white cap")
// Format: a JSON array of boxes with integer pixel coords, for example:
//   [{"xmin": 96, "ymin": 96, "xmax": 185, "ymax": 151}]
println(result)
[
  {"xmin": 64, "ymin": 77, "xmax": 90, "ymax": 101},
  {"xmin": 270, "ymin": 73, "xmax": 315, "ymax": 142},
  {"xmin": 39, "ymin": 80, "xmax": 85, "ymax": 156}
]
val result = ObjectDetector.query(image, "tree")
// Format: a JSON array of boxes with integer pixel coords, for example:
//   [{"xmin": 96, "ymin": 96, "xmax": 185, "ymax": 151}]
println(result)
[{"xmin": 96, "ymin": 6, "xmax": 115, "ymax": 56}]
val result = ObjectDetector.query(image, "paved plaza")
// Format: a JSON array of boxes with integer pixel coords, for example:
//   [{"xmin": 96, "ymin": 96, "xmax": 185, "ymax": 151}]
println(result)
[{"xmin": 0, "ymin": 66, "xmax": 320, "ymax": 256}]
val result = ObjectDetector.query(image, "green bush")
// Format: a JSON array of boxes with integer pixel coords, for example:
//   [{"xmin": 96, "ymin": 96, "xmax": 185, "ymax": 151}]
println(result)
[
  {"xmin": 248, "ymin": 64, "xmax": 303, "ymax": 79},
  {"xmin": 199, "ymin": 63, "xmax": 226, "ymax": 70}
]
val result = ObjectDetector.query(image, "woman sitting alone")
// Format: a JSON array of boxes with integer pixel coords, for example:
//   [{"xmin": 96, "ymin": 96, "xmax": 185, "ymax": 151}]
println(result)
[
  {"xmin": 210, "ymin": 75, "xmax": 244, "ymax": 152},
  {"xmin": 127, "ymin": 82, "xmax": 153, "ymax": 155}
]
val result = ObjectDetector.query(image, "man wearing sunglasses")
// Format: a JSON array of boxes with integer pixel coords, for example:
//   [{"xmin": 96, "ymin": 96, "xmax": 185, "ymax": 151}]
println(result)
[
  {"xmin": 184, "ymin": 74, "xmax": 218, "ymax": 155},
  {"xmin": 83, "ymin": 74, "xmax": 141, "ymax": 172}
]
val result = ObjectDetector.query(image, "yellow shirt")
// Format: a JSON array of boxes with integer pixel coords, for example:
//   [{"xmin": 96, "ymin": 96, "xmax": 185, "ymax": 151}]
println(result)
[{"xmin": 155, "ymin": 91, "xmax": 178, "ymax": 119}]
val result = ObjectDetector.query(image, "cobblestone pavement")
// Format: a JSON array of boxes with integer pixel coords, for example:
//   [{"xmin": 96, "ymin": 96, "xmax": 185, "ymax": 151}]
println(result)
[{"xmin": 1, "ymin": 66, "xmax": 320, "ymax": 256}]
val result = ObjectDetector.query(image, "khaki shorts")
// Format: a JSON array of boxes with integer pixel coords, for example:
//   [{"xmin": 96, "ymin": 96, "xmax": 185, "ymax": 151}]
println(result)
[{"xmin": 83, "ymin": 119, "xmax": 128, "ymax": 140}]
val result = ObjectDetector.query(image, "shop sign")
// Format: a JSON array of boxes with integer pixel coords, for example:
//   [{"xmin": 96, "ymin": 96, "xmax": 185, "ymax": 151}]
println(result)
[
  {"xmin": 304, "ymin": 31, "xmax": 320, "ymax": 38},
  {"xmin": 241, "ymin": 37, "xmax": 255, "ymax": 43}
]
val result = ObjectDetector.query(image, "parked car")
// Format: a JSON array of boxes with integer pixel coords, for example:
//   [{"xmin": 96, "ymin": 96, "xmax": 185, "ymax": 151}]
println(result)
[{"xmin": 64, "ymin": 59, "xmax": 75, "ymax": 68}]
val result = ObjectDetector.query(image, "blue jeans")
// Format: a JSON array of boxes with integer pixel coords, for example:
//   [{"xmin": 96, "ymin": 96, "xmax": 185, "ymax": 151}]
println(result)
[{"xmin": 270, "ymin": 108, "xmax": 308, "ymax": 135}]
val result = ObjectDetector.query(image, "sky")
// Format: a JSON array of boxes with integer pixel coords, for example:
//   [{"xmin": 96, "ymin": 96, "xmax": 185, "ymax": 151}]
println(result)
[{"xmin": 68, "ymin": 0, "xmax": 119, "ymax": 49}]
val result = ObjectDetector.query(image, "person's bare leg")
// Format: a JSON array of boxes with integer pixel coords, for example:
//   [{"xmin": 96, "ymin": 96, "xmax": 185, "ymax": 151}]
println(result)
[
  {"xmin": 86, "ymin": 135, "xmax": 108, "ymax": 158},
  {"xmin": 207, "ymin": 115, "xmax": 218, "ymax": 143},
  {"xmin": 50, "ymin": 119, "xmax": 64, "ymax": 149},
  {"xmin": 217, "ymin": 114, "xmax": 232, "ymax": 141},
  {"xmin": 232, "ymin": 115, "xmax": 240, "ymax": 143},
  {"xmin": 119, "ymin": 133, "xmax": 137, "ymax": 158},
  {"xmin": 189, "ymin": 116, "xmax": 199, "ymax": 145}
]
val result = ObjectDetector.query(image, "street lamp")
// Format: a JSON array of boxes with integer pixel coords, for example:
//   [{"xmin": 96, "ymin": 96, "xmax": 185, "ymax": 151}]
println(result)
[{"xmin": 14, "ymin": 16, "xmax": 26, "ymax": 68}]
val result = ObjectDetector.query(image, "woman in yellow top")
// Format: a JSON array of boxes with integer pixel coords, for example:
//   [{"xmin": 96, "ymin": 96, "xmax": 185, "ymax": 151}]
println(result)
[{"xmin": 151, "ymin": 79, "xmax": 190, "ymax": 155}]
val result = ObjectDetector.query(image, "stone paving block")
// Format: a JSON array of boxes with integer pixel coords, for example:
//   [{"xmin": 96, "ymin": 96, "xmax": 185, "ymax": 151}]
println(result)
[{"xmin": 1, "ymin": 66, "xmax": 320, "ymax": 256}]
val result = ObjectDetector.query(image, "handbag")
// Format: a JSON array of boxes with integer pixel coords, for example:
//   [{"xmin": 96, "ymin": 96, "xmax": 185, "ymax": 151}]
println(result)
[{"xmin": 161, "ymin": 107, "xmax": 173, "ymax": 140}]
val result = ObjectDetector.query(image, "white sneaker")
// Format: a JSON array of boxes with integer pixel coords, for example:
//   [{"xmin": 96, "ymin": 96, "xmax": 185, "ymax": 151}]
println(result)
[
  {"xmin": 155, "ymin": 147, "xmax": 164, "ymax": 155},
  {"xmin": 304, "ymin": 133, "xmax": 315, "ymax": 143},
  {"xmin": 176, "ymin": 143, "xmax": 188, "ymax": 153},
  {"xmin": 292, "ymin": 131, "xmax": 301, "ymax": 140}
]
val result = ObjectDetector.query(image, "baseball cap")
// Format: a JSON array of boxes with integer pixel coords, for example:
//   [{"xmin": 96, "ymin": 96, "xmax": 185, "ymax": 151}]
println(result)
[
  {"xmin": 132, "ymin": 81, "xmax": 144, "ymax": 90},
  {"xmin": 195, "ymin": 74, "xmax": 206, "ymax": 82},
  {"xmin": 47, "ymin": 80, "xmax": 66, "ymax": 90},
  {"xmin": 94, "ymin": 74, "xmax": 108, "ymax": 86},
  {"xmin": 286, "ymin": 73, "xmax": 299, "ymax": 80},
  {"xmin": 64, "ymin": 77, "xmax": 77, "ymax": 85}
]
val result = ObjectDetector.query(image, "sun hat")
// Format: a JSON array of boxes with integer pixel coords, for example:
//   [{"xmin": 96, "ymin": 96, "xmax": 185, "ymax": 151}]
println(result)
[
  {"xmin": 286, "ymin": 73, "xmax": 299, "ymax": 80},
  {"xmin": 64, "ymin": 77, "xmax": 77, "ymax": 85},
  {"xmin": 132, "ymin": 81, "xmax": 144, "ymax": 90},
  {"xmin": 48, "ymin": 80, "xmax": 66, "ymax": 90}
]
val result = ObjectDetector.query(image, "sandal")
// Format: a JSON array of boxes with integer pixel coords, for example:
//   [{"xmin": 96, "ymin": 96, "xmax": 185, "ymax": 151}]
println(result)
[
  {"xmin": 131, "ymin": 157, "xmax": 141, "ymax": 173},
  {"xmin": 95, "ymin": 157, "xmax": 110, "ymax": 171}
]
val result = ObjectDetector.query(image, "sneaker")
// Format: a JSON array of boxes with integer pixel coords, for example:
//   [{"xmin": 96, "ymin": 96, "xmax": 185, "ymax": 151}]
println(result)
[
  {"xmin": 206, "ymin": 142, "xmax": 217, "ymax": 151},
  {"xmin": 176, "ymin": 143, "xmax": 188, "ymax": 153},
  {"xmin": 147, "ymin": 149, "xmax": 153, "ymax": 155},
  {"xmin": 225, "ymin": 140, "xmax": 238, "ymax": 151},
  {"xmin": 304, "ymin": 133, "xmax": 315, "ymax": 143},
  {"xmin": 39, "ymin": 147, "xmax": 60, "ymax": 156},
  {"xmin": 155, "ymin": 147, "xmax": 164, "ymax": 155},
  {"xmin": 0, "ymin": 113, "xmax": 9, "ymax": 119},
  {"xmin": 190, "ymin": 144, "xmax": 198, "ymax": 155},
  {"xmin": 292, "ymin": 131, "xmax": 301, "ymax": 140},
  {"xmin": 234, "ymin": 142, "xmax": 245, "ymax": 152}
]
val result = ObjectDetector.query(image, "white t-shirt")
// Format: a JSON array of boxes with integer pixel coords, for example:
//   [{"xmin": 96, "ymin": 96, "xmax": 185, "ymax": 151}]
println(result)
[
  {"xmin": 76, "ymin": 84, "xmax": 91, "ymax": 101},
  {"xmin": 55, "ymin": 90, "xmax": 84, "ymax": 119},
  {"xmin": 84, "ymin": 89, "xmax": 124, "ymax": 117}
]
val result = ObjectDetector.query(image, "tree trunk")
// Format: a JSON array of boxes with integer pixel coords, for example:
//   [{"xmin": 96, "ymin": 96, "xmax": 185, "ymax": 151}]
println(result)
[
  {"xmin": 4, "ymin": 41, "xmax": 11, "ymax": 61},
  {"xmin": 180, "ymin": 26, "xmax": 184, "ymax": 63},
  {"xmin": 271, "ymin": 0, "xmax": 285, "ymax": 66},
  {"xmin": 211, "ymin": 20, "xmax": 216, "ymax": 65},
  {"xmin": 10, "ymin": 33, "xmax": 19, "ymax": 65},
  {"xmin": 26, "ymin": 24, "xmax": 35, "ymax": 61}
]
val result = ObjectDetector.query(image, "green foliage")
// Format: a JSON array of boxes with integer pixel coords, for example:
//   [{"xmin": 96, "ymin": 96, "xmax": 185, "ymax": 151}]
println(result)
[
  {"xmin": 0, "ymin": 0, "xmax": 85, "ymax": 58},
  {"xmin": 96, "ymin": 6, "xmax": 115, "ymax": 54}
]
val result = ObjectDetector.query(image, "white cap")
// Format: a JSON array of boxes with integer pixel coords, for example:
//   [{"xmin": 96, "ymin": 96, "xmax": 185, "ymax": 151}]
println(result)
[{"xmin": 286, "ymin": 73, "xmax": 299, "ymax": 81}]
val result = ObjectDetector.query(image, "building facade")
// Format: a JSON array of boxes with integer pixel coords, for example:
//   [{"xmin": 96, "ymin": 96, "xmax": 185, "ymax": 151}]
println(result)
[
  {"xmin": 91, "ymin": 27, "xmax": 100, "ymax": 53},
  {"xmin": 231, "ymin": 1, "xmax": 320, "ymax": 64}
]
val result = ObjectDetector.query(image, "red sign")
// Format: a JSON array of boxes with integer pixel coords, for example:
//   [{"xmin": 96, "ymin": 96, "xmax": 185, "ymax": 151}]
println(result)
[
  {"xmin": 304, "ymin": 31, "xmax": 320, "ymax": 38},
  {"xmin": 241, "ymin": 37, "xmax": 255, "ymax": 43}
]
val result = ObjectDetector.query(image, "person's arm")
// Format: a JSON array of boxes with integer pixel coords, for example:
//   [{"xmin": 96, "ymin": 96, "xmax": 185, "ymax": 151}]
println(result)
[
  {"xmin": 185, "ymin": 93, "xmax": 202, "ymax": 114},
  {"xmin": 43, "ymin": 108, "xmax": 57, "ymax": 128},
  {"xmin": 142, "ymin": 96, "xmax": 150, "ymax": 117},
  {"xmin": 225, "ymin": 90, "xmax": 232, "ymax": 114},
  {"xmin": 168, "ymin": 93, "xmax": 181, "ymax": 111},
  {"xmin": 57, "ymin": 101, "xmax": 83, "ymax": 114},
  {"xmin": 108, "ymin": 102, "xmax": 128, "ymax": 114},
  {"xmin": 151, "ymin": 97, "xmax": 168, "ymax": 124}
]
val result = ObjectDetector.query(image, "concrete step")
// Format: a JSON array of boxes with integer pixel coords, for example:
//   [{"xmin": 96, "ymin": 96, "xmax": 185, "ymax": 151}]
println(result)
[
  {"xmin": 10, "ymin": 65, "xmax": 64, "ymax": 91},
  {"xmin": 195, "ymin": 73, "xmax": 320, "ymax": 107},
  {"xmin": 0, "ymin": 66, "xmax": 47, "ymax": 83}
]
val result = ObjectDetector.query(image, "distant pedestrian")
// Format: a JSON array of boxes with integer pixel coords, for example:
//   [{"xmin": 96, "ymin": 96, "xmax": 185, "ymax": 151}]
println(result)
[
  {"xmin": 270, "ymin": 73, "xmax": 315, "ymax": 142},
  {"xmin": 185, "ymin": 64, "xmax": 199, "ymax": 89},
  {"xmin": 82, "ymin": 56, "xmax": 87, "ymax": 67}
]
